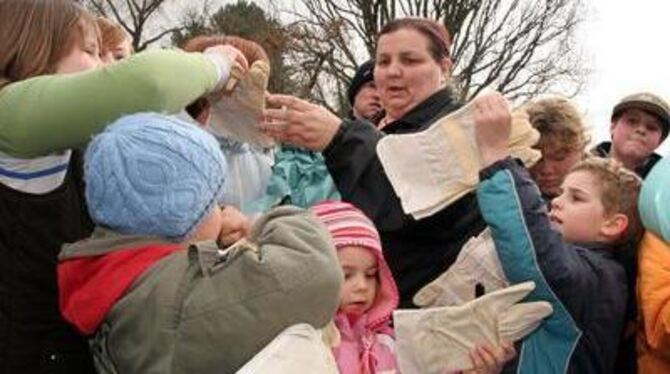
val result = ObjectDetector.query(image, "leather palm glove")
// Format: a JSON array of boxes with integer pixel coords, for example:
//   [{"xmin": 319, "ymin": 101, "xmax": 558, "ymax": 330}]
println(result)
[
  {"xmin": 413, "ymin": 228, "xmax": 509, "ymax": 308},
  {"xmin": 196, "ymin": 36, "xmax": 274, "ymax": 148},
  {"xmin": 376, "ymin": 93, "xmax": 540, "ymax": 219},
  {"xmin": 394, "ymin": 281, "xmax": 552, "ymax": 374},
  {"xmin": 210, "ymin": 59, "xmax": 273, "ymax": 147}
]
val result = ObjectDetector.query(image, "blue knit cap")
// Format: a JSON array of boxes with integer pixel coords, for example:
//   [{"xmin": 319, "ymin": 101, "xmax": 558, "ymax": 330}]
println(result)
[
  {"xmin": 85, "ymin": 113, "xmax": 227, "ymax": 241},
  {"xmin": 639, "ymin": 157, "xmax": 670, "ymax": 242}
]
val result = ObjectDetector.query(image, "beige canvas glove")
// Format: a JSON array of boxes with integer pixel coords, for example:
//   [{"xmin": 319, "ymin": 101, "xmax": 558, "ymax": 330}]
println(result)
[
  {"xmin": 236, "ymin": 323, "xmax": 339, "ymax": 373},
  {"xmin": 209, "ymin": 60, "xmax": 275, "ymax": 148},
  {"xmin": 394, "ymin": 281, "xmax": 552, "ymax": 374},
  {"xmin": 377, "ymin": 104, "xmax": 480, "ymax": 218},
  {"xmin": 376, "ymin": 92, "xmax": 540, "ymax": 219},
  {"xmin": 413, "ymin": 228, "xmax": 509, "ymax": 307}
]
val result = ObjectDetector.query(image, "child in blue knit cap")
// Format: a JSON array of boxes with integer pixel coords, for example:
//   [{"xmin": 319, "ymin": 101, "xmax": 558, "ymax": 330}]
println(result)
[{"xmin": 57, "ymin": 113, "xmax": 343, "ymax": 374}]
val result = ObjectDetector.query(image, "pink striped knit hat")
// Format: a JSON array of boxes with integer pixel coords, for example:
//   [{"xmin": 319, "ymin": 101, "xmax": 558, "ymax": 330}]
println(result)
[{"xmin": 311, "ymin": 201, "xmax": 382, "ymax": 253}]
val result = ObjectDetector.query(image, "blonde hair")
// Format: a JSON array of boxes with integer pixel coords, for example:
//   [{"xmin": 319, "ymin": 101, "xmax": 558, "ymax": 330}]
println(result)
[
  {"xmin": 525, "ymin": 97, "xmax": 590, "ymax": 156},
  {"xmin": 97, "ymin": 17, "xmax": 132, "ymax": 56},
  {"xmin": 0, "ymin": 0, "xmax": 99, "ymax": 89},
  {"xmin": 570, "ymin": 157, "xmax": 643, "ymax": 245}
]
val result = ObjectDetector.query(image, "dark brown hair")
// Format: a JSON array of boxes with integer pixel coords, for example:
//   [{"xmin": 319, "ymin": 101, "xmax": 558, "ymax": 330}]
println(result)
[{"xmin": 378, "ymin": 17, "xmax": 452, "ymax": 61}]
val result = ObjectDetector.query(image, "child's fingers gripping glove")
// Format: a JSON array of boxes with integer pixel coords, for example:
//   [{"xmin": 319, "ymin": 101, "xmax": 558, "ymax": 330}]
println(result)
[
  {"xmin": 413, "ymin": 228, "xmax": 509, "ymax": 308},
  {"xmin": 394, "ymin": 281, "xmax": 553, "ymax": 374}
]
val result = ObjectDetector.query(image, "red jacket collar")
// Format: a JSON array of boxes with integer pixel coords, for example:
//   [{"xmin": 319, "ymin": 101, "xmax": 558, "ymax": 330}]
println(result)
[{"xmin": 58, "ymin": 238, "xmax": 182, "ymax": 335}]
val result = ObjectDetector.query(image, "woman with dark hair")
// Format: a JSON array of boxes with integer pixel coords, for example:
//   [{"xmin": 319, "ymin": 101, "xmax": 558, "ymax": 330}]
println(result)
[{"xmin": 262, "ymin": 17, "xmax": 511, "ymax": 308}]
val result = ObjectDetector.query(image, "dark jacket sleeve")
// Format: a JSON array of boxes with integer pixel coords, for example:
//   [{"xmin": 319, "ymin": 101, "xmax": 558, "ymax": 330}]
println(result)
[{"xmin": 323, "ymin": 119, "xmax": 408, "ymax": 231}]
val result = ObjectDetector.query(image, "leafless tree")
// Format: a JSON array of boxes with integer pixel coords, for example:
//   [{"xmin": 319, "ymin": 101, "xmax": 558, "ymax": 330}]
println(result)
[
  {"xmin": 281, "ymin": 0, "xmax": 586, "ymax": 109},
  {"xmin": 79, "ymin": 0, "xmax": 185, "ymax": 51}
]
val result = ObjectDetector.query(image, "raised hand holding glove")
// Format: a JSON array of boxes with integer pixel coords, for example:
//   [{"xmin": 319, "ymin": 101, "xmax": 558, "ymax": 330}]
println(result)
[
  {"xmin": 413, "ymin": 228, "xmax": 509, "ymax": 308},
  {"xmin": 394, "ymin": 281, "xmax": 553, "ymax": 374},
  {"xmin": 376, "ymin": 90, "xmax": 540, "ymax": 219},
  {"xmin": 473, "ymin": 92, "xmax": 512, "ymax": 167}
]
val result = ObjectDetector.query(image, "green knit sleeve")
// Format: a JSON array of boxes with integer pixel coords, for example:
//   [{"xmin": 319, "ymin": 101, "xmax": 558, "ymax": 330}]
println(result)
[{"xmin": 0, "ymin": 49, "xmax": 219, "ymax": 158}]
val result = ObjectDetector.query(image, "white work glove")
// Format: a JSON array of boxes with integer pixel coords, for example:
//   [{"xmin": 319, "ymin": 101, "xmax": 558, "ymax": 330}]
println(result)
[
  {"xmin": 376, "ymin": 91, "xmax": 540, "ymax": 219},
  {"xmin": 413, "ymin": 228, "xmax": 509, "ymax": 307},
  {"xmin": 236, "ymin": 323, "xmax": 339, "ymax": 373},
  {"xmin": 394, "ymin": 281, "xmax": 552, "ymax": 374},
  {"xmin": 209, "ymin": 60, "xmax": 275, "ymax": 148},
  {"xmin": 377, "ymin": 103, "xmax": 480, "ymax": 218}
]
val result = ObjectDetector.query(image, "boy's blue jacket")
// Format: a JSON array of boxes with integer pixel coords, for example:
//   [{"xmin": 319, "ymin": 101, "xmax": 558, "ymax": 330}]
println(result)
[{"xmin": 477, "ymin": 158, "xmax": 627, "ymax": 374}]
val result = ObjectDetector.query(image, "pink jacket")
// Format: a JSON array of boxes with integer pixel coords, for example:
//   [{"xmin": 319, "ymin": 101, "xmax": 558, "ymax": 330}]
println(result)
[{"xmin": 333, "ymin": 244, "xmax": 400, "ymax": 374}]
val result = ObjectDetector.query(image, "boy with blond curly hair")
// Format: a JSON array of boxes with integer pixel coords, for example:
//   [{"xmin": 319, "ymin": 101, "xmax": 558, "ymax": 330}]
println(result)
[{"xmin": 525, "ymin": 97, "xmax": 590, "ymax": 200}]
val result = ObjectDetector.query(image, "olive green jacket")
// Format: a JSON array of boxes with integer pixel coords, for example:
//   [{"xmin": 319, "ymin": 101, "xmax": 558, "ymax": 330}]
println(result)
[{"xmin": 58, "ymin": 206, "xmax": 343, "ymax": 374}]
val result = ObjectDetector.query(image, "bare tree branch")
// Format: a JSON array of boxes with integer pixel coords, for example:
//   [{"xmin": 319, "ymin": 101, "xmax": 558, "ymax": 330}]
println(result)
[
  {"xmin": 287, "ymin": 0, "xmax": 587, "ymax": 110},
  {"xmin": 81, "ymin": 0, "xmax": 179, "ymax": 51}
]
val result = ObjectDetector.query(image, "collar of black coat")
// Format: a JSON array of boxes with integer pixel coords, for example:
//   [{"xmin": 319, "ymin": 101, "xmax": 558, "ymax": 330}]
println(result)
[
  {"xmin": 382, "ymin": 87, "xmax": 462, "ymax": 134},
  {"xmin": 576, "ymin": 241, "xmax": 616, "ymax": 254},
  {"xmin": 591, "ymin": 141, "xmax": 662, "ymax": 178}
]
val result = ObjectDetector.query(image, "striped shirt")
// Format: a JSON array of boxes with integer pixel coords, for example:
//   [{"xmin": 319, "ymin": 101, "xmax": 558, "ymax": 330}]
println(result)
[{"xmin": 0, "ymin": 150, "xmax": 71, "ymax": 194}]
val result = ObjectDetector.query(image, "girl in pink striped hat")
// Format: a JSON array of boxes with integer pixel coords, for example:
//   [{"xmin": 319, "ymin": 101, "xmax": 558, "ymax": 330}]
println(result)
[{"xmin": 312, "ymin": 200, "xmax": 399, "ymax": 374}]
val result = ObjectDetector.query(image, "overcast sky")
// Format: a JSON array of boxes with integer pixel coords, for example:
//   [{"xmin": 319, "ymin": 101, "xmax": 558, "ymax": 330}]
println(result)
[{"xmin": 576, "ymin": 0, "xmax": 670, "ymax": 155}]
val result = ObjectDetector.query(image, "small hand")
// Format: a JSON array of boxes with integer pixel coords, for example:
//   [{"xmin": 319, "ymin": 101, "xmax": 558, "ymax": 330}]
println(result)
[
  {"xmin": 464, "ymin": 342, "xmax": 516, "ymax": 374},
  {"xmin": 217, "ymin": 206, "xmax": 250, "ymax": 247},
  {"xmin": 204, "ymin": 45, "xmax": 249, "ymax": 92},
  {"xmin": 473, "ymin": 92, "xmax": 512, "ymax": 167}
]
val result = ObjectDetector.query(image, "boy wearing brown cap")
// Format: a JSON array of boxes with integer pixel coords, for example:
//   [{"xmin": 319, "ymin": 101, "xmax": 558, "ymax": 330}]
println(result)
[{"xmin": 593, "ymin": 92, "xmax": 670, "ymax": 178}]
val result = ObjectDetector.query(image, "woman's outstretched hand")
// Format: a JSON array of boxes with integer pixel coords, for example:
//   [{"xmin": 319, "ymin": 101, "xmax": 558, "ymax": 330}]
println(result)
[{"xmin": 261, "ymin": 94, "xmax": 342, "ymax": 151}]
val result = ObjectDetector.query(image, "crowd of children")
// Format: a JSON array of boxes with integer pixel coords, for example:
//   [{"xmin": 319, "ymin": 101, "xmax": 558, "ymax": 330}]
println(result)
[{"xmin": 1, "ymin": 1, "xmax": 669, "ymax": 374}]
